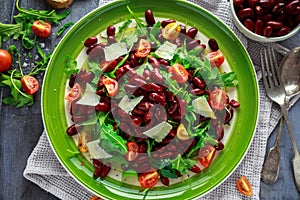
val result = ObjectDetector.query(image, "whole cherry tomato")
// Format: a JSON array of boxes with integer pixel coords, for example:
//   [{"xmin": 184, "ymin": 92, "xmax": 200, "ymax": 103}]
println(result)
[
  {"xmin": 207, "ymin": 50, "xmax": 225, "ymax": 67},
  {"xmin": 209, "ymin": 88, "xmax": 227, "ymax": 110},
  {"xmin": 21, "ymin": 75, "xmax": 40, "ymax": 95},
  {"xmin": 0, "ymin": 49, "xmax": 12, "ymax": 72},
  {"xmin": 198, "ymin": 145, "xmax": 216, "ymax": 168},
  {"xmin": 168, "ymin": 63, "xmax": 188, "ymax": 84},
  {"xmin": 135, "ymin": 39, "xmax": 151, "ymax": 58},
  {"xmin": 125, "ymin": 141, "xmax": 139, "ymax": 161},
  {"xmin": 32, "ymin": 20, "xmax": 52, "ymax": 38},
  {"xmin": 65, "ymin": 83, "xmax": 81, "ymax": 102},
  {"xmin": 138, "ymin": 170, "xmax": 159, "ymax": 188}
]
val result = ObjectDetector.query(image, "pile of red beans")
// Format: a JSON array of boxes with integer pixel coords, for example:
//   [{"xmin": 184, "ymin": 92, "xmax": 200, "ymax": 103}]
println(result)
[{"xmin": 233, "ymin": 0, "xmax": 300, "ymax": 37}]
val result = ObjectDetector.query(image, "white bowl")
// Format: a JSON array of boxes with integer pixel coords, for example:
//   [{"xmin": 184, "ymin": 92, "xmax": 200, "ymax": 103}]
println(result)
[{"xmin": 229, "ymin": 0, "xmax": 300, "ymax": 43}]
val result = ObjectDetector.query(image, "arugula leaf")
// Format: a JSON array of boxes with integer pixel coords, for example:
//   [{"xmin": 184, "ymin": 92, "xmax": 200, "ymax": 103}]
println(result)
[
  {"xmin": 0, "ymin": 22, "xmax": 22, "ymax": 44},
  {"xmin": 170, "ymin": 154, "xmax": 196, "ymax": 175},
  {"xmin": 64, "ymin": 55, "xmax": 78, "ymax": 76},
  {"xmin": 126, "ymin": 6, "xmax": 147, "ymax": 36},
  {"xmin": 56, "ymin": 22, "xmax": 74, "ymax": 36},
  {"xmin": 221, "ymin": 72, "xmax": 238, "ymax": 87},
  {"xmin": 116, "ymin": 19, "xmax": 133, "ymax": 38},
  {"xmin": 98, "ymin": 113, "xmax": 127, "ymax": 154},
  {"xmin": 160, "ymin": 168, "xmax": 178, "ymax": 179}
]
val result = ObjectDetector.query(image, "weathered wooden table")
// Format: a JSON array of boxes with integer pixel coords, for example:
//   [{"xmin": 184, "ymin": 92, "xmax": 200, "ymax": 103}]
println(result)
[{"xmin": 0, "ymin": 0, "xmax": 299, "ymax": 199}]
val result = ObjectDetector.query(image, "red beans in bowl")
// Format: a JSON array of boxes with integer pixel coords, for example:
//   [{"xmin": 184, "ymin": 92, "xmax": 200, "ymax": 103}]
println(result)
[{"xmin": 232, "ymin": 0, "xmax": 300, "ymax": 37}]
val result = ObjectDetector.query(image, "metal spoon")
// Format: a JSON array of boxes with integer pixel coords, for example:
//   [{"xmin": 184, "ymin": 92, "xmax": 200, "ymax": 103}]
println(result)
[{"xmin": 261, "ymin": 47, "xmax": 300, "ymax": 187}]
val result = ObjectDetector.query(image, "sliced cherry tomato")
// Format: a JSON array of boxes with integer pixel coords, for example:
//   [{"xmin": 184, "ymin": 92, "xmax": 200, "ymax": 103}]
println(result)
[
  {"xmin": 207, "ymin": 50, "xmax": 225, "ymax": 67},
  {"xmin": 65, "ymin": 83, "xmax": 81, "ymax": 102},
  {"xmin": 135, "ymin": 39, "xmax": 151, "ymax": 58},
  {"xmin": 20, "ymin": 75, "xmax": 39, "ymax": 95},
  {"xmin": 162, "ymin": 22, "xmax": 181, "ymax": 41},
  {"xmin": 0, "ymin": 49, "xmax": 12, "ymax": 72},
  {"xmin": 176, "ymin": 123, "xmax": 190, "ymax": 141},
  {"xmin": 125, "ymin": 141, "xmax": 139, "ymax": 161},
  {"xmin": 236, "ymin": 176, "xmax": 253, "ymax": 196},
  {"xmin": 168, "ymin": 63, "xmax": 188, "ymax": 84},
  {"xmin": 198, "ymin": 145, "xmax": 216, "ymax": 168},
  {"xmin": 209, "ymin": 88, "xmax": 227, "ymax": 110},
  {"xmin": 103, "ymin": 77, "xmax": 118, "ymax": 97},
  {"xmin": 32, "ymin": 20, "xmax": 51, "ymax": 38},
  {"xmin": 138, "ymin": 170, "xmax": 159, "ymax": 188}
]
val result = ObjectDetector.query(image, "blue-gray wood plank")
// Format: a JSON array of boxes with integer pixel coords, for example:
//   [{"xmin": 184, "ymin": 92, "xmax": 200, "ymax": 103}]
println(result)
[{"xmin": 0, "ymin": 0, "xmax": 299, "ymax": 199}]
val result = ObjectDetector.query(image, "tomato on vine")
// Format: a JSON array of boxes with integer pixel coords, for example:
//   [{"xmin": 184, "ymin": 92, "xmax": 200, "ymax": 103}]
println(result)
[{"xmin": 32, "ymin": 20, "xmax": 52, "ymax": 38}]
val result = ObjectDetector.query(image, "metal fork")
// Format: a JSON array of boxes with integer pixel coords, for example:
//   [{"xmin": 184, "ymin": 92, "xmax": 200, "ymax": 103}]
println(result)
[{"xmin": 260, "ymin": 47, "xmax": 300, "ymax": 192}]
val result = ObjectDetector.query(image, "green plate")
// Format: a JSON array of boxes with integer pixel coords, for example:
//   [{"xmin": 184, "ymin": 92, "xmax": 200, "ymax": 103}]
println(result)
[{"xmin": 42, "ymin": 0, "xmax": 259, "ymax": 199}]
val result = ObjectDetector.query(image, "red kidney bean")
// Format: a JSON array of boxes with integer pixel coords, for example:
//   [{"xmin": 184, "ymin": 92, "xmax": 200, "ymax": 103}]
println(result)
[
  {"xmin": 151, "ymin": 68, "xmax": 164, "ymax": 83},
  {"xmin": 167, "ymin": 103, "xmax": 178, "ymax": 115},
  {"xmin": 84, "ymin": 36, "xmax": 98, "ymax": 47},
  {"xmin": 216, "ymin": 123, "xmax": 224, "ymax": 141},
  {"xmin": 215, "ymin": 141, "xmax": 224, "ymax": 151},
  {"xmin": 148, "ymin": 57, "xmax": 160, "ymax": 68},
  {"xmin": 284, "ymin": 0, "xmax": 300, "ymax": 13},
  {"xmin": 132, "ymin": 108, "xmax": 145, "ymax": 116},
  {"xmin": 117, "ymin": 109, "xmax": 130, "ymax": 118},
  {"xmin": 237, "ymin": 8, "xmax": 254, "ymax": 19},
  {"xmin": 187, "ymin": 39, "xmax": 200, "ymax": 51},
  {"xmin": 192, "ymin": 77, "xmax": 206, "ymax": 89},
  {"xmin": 132, "ymin": 115, "xmax": 143, "ymax": 126},
  {"xmin": 244, "ymin": 18, "xmax": 255, "ymax": 32},
  {"xmin": 137, "ymin": 102, "xmax": 153, "ymax": 112},
  {"xmin": 233, "ymin": 0, "xmax": 244, "ymax": 7},
  {"xmin": 129, "ymin": 76, "xmax": 147, "ymax": 87},
  {"xmin": 79, "ymin": 71, "xmax": 95, "ymax": 83},
  {"xmin": 166, "ymin": 144, "xmax": 177, "ymax": 151},
  {"xmin": 191, "ymin": 88, "xmax": 206, "ymax": 96},
  {"xmin": 263, "ymin": 26, "xmax": 273, "ymax": 37},
  {"xmin": 186, "ymin": 27, "xmax": 198, "ymax": 39},
  {"xmin": 265, "ymin": 20, "xmax": 283, "ymax": 29},
  {"xmin": 168, "ymin": 130, "xmax": 176, "ymax": 138},
  {"xmin": 136, "ymin": 162, "xmax": 151, "ymax": 173},
  {"xmin": 143, "ymin": 111, "xmax": 153, "ymax": 123},
  {"xmin": 161, "ymin": 19, "xmax": 176, "ymax": 27},
  {"xmin": 224, "ymin": 107, "xmax": 234, "ymax": 124},
  {"xmin": 160, "ymin": 176, "xmax": 170, "ymax": 186},
  {"xmin": 248, "ymin": 0, "xmax": 258, "ymax": 7},
  {"xmin": 276, "ymin": 26, "xmax": 291, "ymax": 36},
  {"xmin": 95, "ymin": 102, "xmax": 110, "ymax": 112},
  {"xmin": 106, "ymin": 26, "xmax": 116, "ymax": 37},
  {"xmin": 66, "ymin": 124, "xmax": 82, "ymax": 136},
  {"xmin": 189, "ymin": 165, "xmax": 201, "ymax": 173},
  {"xmin": 88, "ymin": 45, "xmax": 104, "ymax": 61},
  {"xmin": 259, "ymin": 13, "xmax": 273, "ymax": 21},
  {"xmin": 145, "ymin": 9, "xmax": 156, "ymax": 26},
  {"xmin": 100, "ymin": 163, "xmax": 111, "ymax": 179},
  {"xmin": 69, "ymin": 73, "xmax": 77, "ymax": 88},
  {"xmin": 272, "ymin": 2, "xmax": 285, "ymax": 14},
  {"xmin": 159, "ymin": 59, "xmax": 170, "ymax": 66},
  {"xmin": 139, "ymin": 143, "xmax": 147, "ymax": 153},
  {"xmin": 254, "ymin": 5, "xmax": 264, "ymax": 15},
  {"xmin": 93, "ymin": 166, "xmax": 103, "ymax": 179},
  {"xmin": 119, "ymin": 122, "xmax": 131, "ymax": 134},
  {"xmin": 92, "ymin": 159, "xmax": 103, "ymax": 168},
  {"xmin": 260, "ymin": 0, "xmax": 276, "ymax": 8},
  {"xmin": 208, "ymin": 38, "xmax": 219, "ymax": 51},
  {"xmin": 108, "ymin": 36, "xmax": 117, "ymax": 44},
  {"xmin": 149, "ymin": 93, "xmax": 166, "ymax": 106},
  {"xmin": 179, "ymin": 24, "xmax": 186, "ymax": 35},
  {"xmin": 255, "ymin": 19, "xmax": 264, "ymax": 35},
  {"xmin": 124, "ymin": 84, "xmax": 137, "ymax": 94},
  {"xmin": 229, "ymin": 99, "xmax": 240, "ymax": 108},
  {"xmin": 142, "ymin": 83, "xmax": 163, "ymax": 93}
]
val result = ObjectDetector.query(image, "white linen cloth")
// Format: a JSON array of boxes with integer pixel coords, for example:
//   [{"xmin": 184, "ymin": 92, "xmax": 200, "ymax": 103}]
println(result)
[{"xmin": 23, "ymin": 0, "xmax": 291, "ymax": 199}]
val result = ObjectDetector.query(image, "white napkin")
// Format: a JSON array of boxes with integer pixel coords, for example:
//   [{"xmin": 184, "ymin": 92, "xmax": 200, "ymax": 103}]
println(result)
[{"xmin": 23, "ymin": 0, "xmax": 288, "ymax": 199}]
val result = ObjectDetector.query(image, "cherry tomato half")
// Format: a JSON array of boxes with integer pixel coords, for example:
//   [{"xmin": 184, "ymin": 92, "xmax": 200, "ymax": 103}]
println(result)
[
  {"xmin": 21, "ymin": 75, "xmax": 39, "ymax": 95},
  {"xmin": 135, "ymin": 39, "xmax": 151, "ymax": 58},
  {"xmin": 198, "ymin": 145, "xmax": 216, "ymax": 168},
  {"xmin": 0, "ymin": 49, "xmax": 12, "ymax": 72},
  {"xmin": 209, "ymin": 88, "xmax": 227, "ymax": 110},
  {"xmin": 168, "ymin": 63, "xmax": 188, "ymax": 84},
  {"xmin": 65, "ymin": 83, "xmax": 81, "ymax": 102},
  {"xmin": 236, "ymin": 176, "xmax": 253, "ymax": 196},
  {"xmin": 103, "ymin": 77, "xmax": 118, "ymax": 97},
  {"xmin": 162, "ymin": 22, "xmax": 181, "ymax": 41},
  {"xmin": 138, "ymin": 170, "xmax": 159, "ymax": 188},
  {"xmin": 207, "ymin": 50, "xmax": 225, "ymax": 67},
  {"xmin": 32, "ymin": 20, "xmax": 52, "ymax": 38},
  {"xmin": 125, "ymin": 141, "xmax": 139, "ymax": 161}
]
